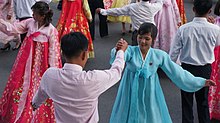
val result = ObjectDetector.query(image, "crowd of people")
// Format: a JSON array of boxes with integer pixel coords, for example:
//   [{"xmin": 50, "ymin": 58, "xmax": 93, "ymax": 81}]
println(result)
[{"xmin": 0, "ymin": 0, "xmax": 219, "ymax": 123}]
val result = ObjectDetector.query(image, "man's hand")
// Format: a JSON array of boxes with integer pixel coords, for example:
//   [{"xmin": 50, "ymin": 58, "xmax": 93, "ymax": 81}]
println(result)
[
  {"xmin": 96, "ymin": 8, "xmax": 101, "ymax": 14},
  {"xmin": 116, "ymin": 38, "xmax": 128, "ymax": 52},
  {"xmin": 177, "ymin": 22, "xmax": 182, "ymax": 27},
  {"xmin": 207, "ymin": 16, "xmax": 215, "ymax": 24},
  {"xmin": 204, "ymin": 79, "xmax": 216, "ymax": 87}
]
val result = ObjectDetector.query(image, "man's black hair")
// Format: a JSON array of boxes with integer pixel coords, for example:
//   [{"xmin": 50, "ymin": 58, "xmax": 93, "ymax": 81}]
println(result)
[
  {"xmin": 61, "ymin": 32, "xmax": 88, "ymax": 59},
  {"xmin": 194, "ymin": 0, "xmax": 212, "ymax": 16}
]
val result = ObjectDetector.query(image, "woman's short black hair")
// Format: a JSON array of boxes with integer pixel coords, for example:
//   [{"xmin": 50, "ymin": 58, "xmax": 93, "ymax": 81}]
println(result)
[
  {"xmin": 138, "ymin": 22, "xmax": 158, "ymax": 44},
  {"xmin": 194, "ymin": 0, "xmax": 212, "ymax": 16},
  {"xmin": 31, "ymin": 1, "xmax": 53, "ymax": 27},
  {"xmin": 61, "ymin": 32, "xmax": 88, "ymax": 59}
]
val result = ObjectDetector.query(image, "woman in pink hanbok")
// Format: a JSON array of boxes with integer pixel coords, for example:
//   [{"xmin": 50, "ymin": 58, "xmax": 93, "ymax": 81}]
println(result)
[
  {"xmin": 0, "ymin": 1, "xmax": 61, "ymax": 123},
  {"xmin": 152, "ymin": 0, "xmax": 181, "ymax": 53},
  {"xmin": 209, "ymin": 0, "xmax": 220, "ymax": 121},
  {"xmin": 0, "ymin": 0, "xmax": 20, "ymax": 51}
]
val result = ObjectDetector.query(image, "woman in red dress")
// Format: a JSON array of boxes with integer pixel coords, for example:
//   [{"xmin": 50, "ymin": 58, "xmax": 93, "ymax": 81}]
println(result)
[
  {"xmin": 56, "ymin": 0, "xmax": 94, "ymax": 58},
  {"xmin": 209, "ymin": 0, "xmax": 220, "ymax": 120},
  {"xmin": 0, "ymin": 2, "xmax": 61, "ymax": 122},
  {"xmin": 176, "ymin": 0, "xmax": 187, "ymax": 24}
]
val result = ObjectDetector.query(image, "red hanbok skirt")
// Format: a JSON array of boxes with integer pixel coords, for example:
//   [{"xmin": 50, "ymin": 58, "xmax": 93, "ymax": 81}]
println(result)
[
  {"xmin": 56, "ymin": 0, "xmax": 94, "ymax": 58},
  {"xmin": 209, "ymin": 46, "xmax": 220, "ymax": 120},
  {"xmin": 0, "ymin": 32, "xmax": 61, "ymax": 123}
]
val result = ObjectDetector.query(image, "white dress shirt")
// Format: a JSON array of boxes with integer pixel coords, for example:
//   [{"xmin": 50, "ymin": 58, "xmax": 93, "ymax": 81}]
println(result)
[
  {"xmin": 32, "ymin": 50, "xmax": 125, "ymax": 123},
  {"xmin": 100, "ymin": 0, "xmax": 163, "ymax": 30},
  {"xmin": 169, "ymin": 17, "xmax": 220, "ymax": 65},
  {"xmin": 13, "ymin": 0, "xmax": 51, "ymax": 19}
]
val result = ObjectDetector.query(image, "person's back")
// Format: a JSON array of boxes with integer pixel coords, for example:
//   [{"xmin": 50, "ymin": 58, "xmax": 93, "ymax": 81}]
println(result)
[
  {"xmin": 13, "ymin": 0, "xmax": 51, "ymax": 19},
  {"xmin": 41, "ymin": 65, "xmax": 123, "ymax": 123},
  {"xmin": 99, "ymin": 0, "xmax": 162, "ymax": 30},
  {"xmin": 32, "ymin": 32, "xmax": 128, "ymax": 123},
  {"xmin": 128, "ymin": 1, "xmax": 162, "ymax": 30},
  {"xmin": 169, "ymin": 0, "xmax": 220, "ymax": 122},
  {"xmin": 97, "ymin": 0, "xmax": 162, "ymax": 45},
  {"xmin": 171, "ymin": 18, "xmax": 220, "ymax": 65}
]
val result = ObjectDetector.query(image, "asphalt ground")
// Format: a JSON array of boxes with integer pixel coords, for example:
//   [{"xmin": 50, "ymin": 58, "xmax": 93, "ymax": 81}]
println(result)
[{"xmin": 0, "ymin": 1, "xmax": 219, "ymax": 123}]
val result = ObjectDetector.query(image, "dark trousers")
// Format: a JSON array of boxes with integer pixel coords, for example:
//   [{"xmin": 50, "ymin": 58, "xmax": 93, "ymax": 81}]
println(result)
[
  {"xmin": 181, "ymin": 63, "xmax": 211, "ymax": 123},
  {"xmin": 88, "ymin": 0, "xmax": 108, "ymax": 40},
  {"xmin": 57, "ymin": 0, "xmax": 62, "ymax": 11},
  {"xmin": 131, "ymin": 30, "xmax": 138, "ymax": 46},
  {"xmin": 19, "ymin": 17, "xmax": 32, "ymax": 42}
]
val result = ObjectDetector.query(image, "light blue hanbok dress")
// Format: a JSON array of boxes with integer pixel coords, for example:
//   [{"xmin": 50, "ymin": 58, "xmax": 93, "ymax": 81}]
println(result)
[{"xmin": 109, "ymin": 46, "xmax": 206, "ymax": 123}]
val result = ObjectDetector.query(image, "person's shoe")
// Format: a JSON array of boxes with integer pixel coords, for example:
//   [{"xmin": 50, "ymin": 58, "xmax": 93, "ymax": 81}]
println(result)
[
  {"xmin": 128, "ymin": 30, "xmax": 132, "ymax": 33},
  {"xmin": 0, "ymin": 44, "xmax": 11, "ymax": 51},
  {"xmin": 57, "ymin": 1, "xmax": 62, "ymax": 11}
]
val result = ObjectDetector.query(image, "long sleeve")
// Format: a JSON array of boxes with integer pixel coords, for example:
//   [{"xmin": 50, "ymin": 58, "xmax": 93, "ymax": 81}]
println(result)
[
  {"xmin": 82, "ymin": 0, "xmax": 92, "ymax": 22},
  {"xmin": 91, "ymin": 50, "xmax": 125, "ymax": 95},
  {"xmin": 32, "ymin": 74, "xmax": 49, "ymax": 108},
  {"xmin": 150, "ymin": 0, "xmax": 163, "ymax": 13},
  {"xmin": 100, "ymin": 4, "xmax": 131, "ymax": 16},
  {"xmin": 48, "ymin": 28, "xmax": 61, "ymax": 67},
  {"xmin": 169, "ymin": 29, "xmax": 182, "ymax": 62},
  {"xmin": 160, "ymin": 52, "xmax": 206, "ymax": 92},
  {"xmin": 7, "ymin": 0, "xmax": 13, "ymax": 17},
  {"xmin": 0, "ymin": 18, "xmax": 30, "ymax": 36},
  {"xmin": 110, "ymin": 46, "xmax": 132, "ymax": 64},
  {"xmin": 216, "ymin": 33, "xmax": 220, "ymax": 46},
  {"xmin": 171, "ymin": 0, "xmax": 181, "ymax": 23}
]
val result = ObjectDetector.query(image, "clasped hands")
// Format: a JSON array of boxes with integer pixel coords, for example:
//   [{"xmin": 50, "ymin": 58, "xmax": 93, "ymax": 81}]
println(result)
[{"xmin": 115, "ymin": 38, "xmax": 128, "ymax": 52}]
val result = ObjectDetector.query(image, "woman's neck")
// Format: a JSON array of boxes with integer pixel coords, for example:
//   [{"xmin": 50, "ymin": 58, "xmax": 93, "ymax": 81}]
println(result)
[
  {"xmin": 140, "ymin": 48, "xmax": 149, "ymax": 59},
  {"xmin": 38, "ymin": 21, "xmax": 45, "ymax": 29}
]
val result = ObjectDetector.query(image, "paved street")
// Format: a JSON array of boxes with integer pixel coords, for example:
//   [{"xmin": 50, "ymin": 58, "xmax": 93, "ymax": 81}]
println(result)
[{"xmin": 0, "ymin": 1, "xmax": 219, "ymax": 123}]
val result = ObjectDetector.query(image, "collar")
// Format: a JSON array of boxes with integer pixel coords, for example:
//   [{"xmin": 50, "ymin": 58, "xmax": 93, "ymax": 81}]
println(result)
[
  {"xmin": 193, "ymin": 17, "xmax": 208, "ymax": 22},
  {"xmin": 63, "ymin": 63, "xmax": 83, "ymax": 71}
]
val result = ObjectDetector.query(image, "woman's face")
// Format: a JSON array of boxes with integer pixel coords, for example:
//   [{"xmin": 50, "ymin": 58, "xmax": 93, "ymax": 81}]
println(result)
[
  {"xmin": 32, "ymin": 11, "xmax": 45, "ymax": 22},
  {"xmin": 137, "ymin": 33, "xmax": 152, "ymax": 50}
]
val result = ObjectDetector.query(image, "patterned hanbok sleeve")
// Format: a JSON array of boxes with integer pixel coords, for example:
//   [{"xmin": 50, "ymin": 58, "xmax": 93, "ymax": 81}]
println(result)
[
  {"xmin": 7, "ymin": 0, "xmax": 13, "ymax": 17},
  {"xmin": 0, "ymin": 18, "xmax": 31, "ymax": 35},
  {"xmin": 171, "ymin": 0, "xmax": 181, "ymax": 24},
  {"xmin": 48, "ymin": 27, "xmax": 61, "ymax": 68},
  {"xmin": 82, "ymin": 0, "xmax": 92, "ymax": 22}
]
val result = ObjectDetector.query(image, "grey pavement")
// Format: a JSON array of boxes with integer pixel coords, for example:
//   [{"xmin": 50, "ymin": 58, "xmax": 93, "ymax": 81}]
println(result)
[{"xmin": 0, "ymin": 1, "xmax": 219, "ymax": 123}]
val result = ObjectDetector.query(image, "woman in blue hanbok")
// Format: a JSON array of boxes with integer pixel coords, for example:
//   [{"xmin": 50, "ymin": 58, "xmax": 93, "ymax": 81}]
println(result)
[{"xmin": 109, "ymin": 22, "xmax": 215, "ymax": 123}]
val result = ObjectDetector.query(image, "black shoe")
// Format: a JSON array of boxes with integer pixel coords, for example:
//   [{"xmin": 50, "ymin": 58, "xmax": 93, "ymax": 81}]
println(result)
[
  {"xmin": 122, "ymin": 32, "xmax": 126, "ymax": 36},
  {"xmin": 0, "ymin": 44, "xmax": 11, "ymax": 51},
  {"xmin": 12, "ymin": 43, "xmax": 21, "ymax": 50}
]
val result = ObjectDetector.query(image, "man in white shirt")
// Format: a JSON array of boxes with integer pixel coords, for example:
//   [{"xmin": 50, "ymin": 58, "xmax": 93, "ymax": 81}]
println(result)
[
  {"xmin": 13, "ymin": 0, "xmax": 51, "ymax": 42},
  {"xmin": 96, "ymin": 0, "xmax": 163, "ymax": 45},
  {"xmin": 169, "ymin": 0, "xmax": 220, "ymax": 123},
  {"xmin": 31, "ymin": 32, "xmax": 128, "ymax": 123}
]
